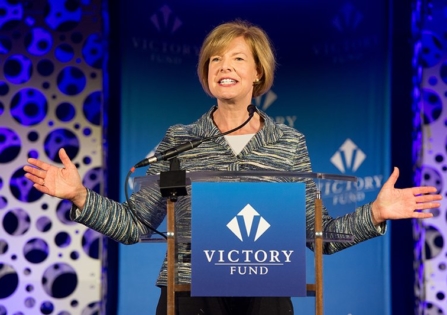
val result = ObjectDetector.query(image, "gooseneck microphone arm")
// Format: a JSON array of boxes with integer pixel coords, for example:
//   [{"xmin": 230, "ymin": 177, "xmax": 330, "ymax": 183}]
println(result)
[
  {"xmin": 132, "ymin": 104, "xmax": 257, "ymax": 169},
  {"xmin": 125, "ymin": 104, "xmax": 257, "ymax": 240}
]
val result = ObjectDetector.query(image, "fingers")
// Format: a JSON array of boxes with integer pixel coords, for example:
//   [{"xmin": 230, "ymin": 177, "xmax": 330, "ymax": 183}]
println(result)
[
  {"xmin": 24, "ymin": 172, "xmax": 44, "ymax": 185},
  {"xmin": 412, "ymin": 211, "xmax": 433, "ymax": 220},
  {"xmin": 58, "ymin": 148, "xmax": 73, "ymax": 168},
  {"xmin": 412, "ymin": 187, "xmax": 442, "ymax": 213},
  {"xmin": 26, "ymin": 157, "xmax": 50, "ymax": 171},
  {"xmin": 392, "ymin": 166, "xmax": 399, "ymax": 178},
  {"xmin": 415, "ymin": 201, "xmax": 441, "ymax": 210},
  {"xmin": 414, "ymin": 193, "xmax": 442, "ymax": 203},
  {"xmin": 412, "ymin": 186, "xmax": 439, "ymax": 195},
  {"xmin": 23, "ymin": 165, "xmax": 46, "ymax": 178},
  {"xmin": 26, "ymin": 148, "xmax": 71, "ymax": 170},
  {"xmin": 32, "ymin": 183, "xmax": 51, "ymax": 195},
  {"xmin": 384, "ymin": 167, "xmax": 399, "ymax": 188},
  {"xmin": 413, "ymin": 189, "xmax": 442, "ymax": 212}
]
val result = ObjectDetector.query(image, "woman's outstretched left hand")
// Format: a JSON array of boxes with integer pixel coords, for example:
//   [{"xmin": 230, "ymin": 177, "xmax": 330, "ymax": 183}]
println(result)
[{"xmin": 371, "ymin": 167, "xmax": 442, "ymax": 225}]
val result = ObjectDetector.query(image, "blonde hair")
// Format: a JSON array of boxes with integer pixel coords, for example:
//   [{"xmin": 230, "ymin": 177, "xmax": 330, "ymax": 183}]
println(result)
[{"xmin": 197, "ymin": 20, "xmax": 276, "ymax": 98}]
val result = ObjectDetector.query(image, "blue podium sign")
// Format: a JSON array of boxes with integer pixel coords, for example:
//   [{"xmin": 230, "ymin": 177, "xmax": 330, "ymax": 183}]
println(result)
[{"xmin": 191, "ymin": 182, "xmax": 306, "ymax": 297}]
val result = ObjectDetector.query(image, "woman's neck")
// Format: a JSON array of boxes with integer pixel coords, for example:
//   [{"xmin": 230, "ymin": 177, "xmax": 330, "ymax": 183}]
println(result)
[{"xmin": 212, "ymin": 104, "xmax": 263, "ymax": 135}]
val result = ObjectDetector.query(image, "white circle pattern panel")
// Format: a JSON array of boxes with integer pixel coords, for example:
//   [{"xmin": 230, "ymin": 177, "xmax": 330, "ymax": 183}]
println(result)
[
  {"xmin": 417, "ymin": 0, "xmax": 447, "ymax": 313},
  {"xmin": 0, "ymin": 0, "xmax": 105, "ymax": 314}
]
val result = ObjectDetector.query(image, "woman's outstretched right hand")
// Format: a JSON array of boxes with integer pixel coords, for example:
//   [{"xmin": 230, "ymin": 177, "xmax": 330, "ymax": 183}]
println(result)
[{"xmin": 23, "ymin": 148, "xmax": 87, "ymax": 210}]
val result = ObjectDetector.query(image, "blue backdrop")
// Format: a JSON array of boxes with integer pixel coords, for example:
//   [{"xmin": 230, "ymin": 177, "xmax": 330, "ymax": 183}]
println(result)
[{"xmin": 118, "ymin": 1, "xmax": 390, "ymax": 314}]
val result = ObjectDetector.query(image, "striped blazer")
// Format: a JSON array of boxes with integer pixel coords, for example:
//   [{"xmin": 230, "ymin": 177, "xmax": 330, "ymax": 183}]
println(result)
[{"xmin": 71, "ymin": 105, "xmax": 385, "ymax": 287}]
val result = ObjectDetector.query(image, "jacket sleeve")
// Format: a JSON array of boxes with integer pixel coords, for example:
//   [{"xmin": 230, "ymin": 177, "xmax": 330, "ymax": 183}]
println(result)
[
  {"xmin": 70, "ymin": 183, "xmax": 167, "ymax": 245},
  {"xmin": 68, "ymin": 127, "xmax": 183, "ymax": 244}
]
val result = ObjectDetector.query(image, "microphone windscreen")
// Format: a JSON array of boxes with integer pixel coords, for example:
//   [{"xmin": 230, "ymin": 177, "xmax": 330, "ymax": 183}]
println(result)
[{"xmin": 247, "ymin": 104, "xmax": 256, "ymax": 116}]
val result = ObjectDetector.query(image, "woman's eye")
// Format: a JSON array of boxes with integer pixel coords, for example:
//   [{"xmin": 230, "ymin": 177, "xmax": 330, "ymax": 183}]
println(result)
[{"xmin": 211, "ymin": 57, "xmax": 220, "ymax": 62}]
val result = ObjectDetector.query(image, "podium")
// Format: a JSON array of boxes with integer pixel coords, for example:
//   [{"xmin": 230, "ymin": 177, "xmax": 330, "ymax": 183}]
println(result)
[{"xmin": 134, "ymin": 170, "xmax": 357, "ymax": 315}]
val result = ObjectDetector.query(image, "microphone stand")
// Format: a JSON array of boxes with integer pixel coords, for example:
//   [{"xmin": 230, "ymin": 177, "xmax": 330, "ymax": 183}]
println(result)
[{"xmin": 161, "ymin": 157, "xmax": 190, "ymax": 315}]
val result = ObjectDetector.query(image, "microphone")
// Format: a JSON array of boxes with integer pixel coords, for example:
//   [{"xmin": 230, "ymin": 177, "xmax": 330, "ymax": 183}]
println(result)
[{"xmin": 133, "ymin": 104, "xmax": 257, "ymax": 169}]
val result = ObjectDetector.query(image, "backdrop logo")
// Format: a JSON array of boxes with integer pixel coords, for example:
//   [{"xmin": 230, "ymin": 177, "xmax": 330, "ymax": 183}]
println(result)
[
  {"xmin": 227, "ymin": 204, "xmax": 270, "ymax": 242},
  {"xmin": 254, "ymin": 90, "xmax": 296, "ymax": 128},
  {"xmin": 312, "ymin": 3, "xmax": 379, "ymax": 63},
  {"xmin": 332, "ymin": 3, "xmax": 363, "ymax": 33},
  {"xmin": 323, "ymin": 139, "xmax": 383, "ymax": 206},
  {"xmin": 254, "ymin": 90, "xmax": 277, "ymax": 111},
  {"xmin": 150, "ymin": 5, "xmax": 182, "ymax": 34},
  {"xmin": 130, "ymin": 5, "xmax": 200, "ymax": 64},
  {"xmin": 330, "ymin": 138, "xmax": 366, "ymax": 173}
]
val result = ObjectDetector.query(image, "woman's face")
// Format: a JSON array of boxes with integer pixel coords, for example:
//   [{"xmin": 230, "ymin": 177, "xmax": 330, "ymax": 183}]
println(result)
[{"xmin": 207, "ymin": 36, "xmax": 259, "ymax": 105}]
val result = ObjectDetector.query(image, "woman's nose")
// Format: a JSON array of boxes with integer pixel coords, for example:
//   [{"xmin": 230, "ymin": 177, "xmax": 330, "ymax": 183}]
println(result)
[{"xmin": 220, "ymin": 58, "xmax": 232, "ymax": 72}]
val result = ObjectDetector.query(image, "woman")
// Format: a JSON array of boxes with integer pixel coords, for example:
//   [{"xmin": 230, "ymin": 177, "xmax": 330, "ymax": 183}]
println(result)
[{"xmin": 24, "ymin": 20, "xmax": 441, "ymax": 315}]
